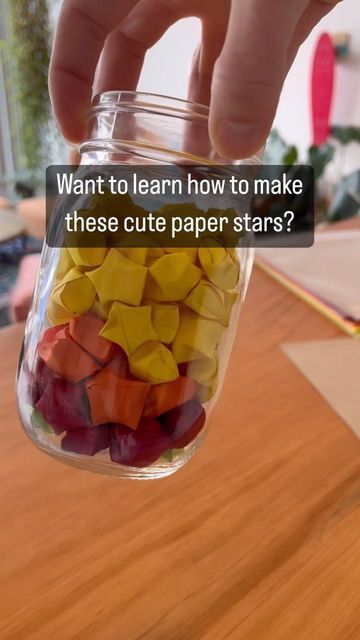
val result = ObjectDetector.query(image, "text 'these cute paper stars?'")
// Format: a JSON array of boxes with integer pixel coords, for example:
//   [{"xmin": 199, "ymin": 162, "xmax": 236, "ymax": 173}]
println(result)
[
  {"xmin": 129, "ymin": 341, "xmax": 179, "ymax": 384},
  {"xmin": 100, "ymin": 302, "xmax": 157, "ymax": 355},
  {"xmin": 86, "ymin": 249, "xmax": 148, "ymax": 308},
  {"xmin": 145, "ymin": 253, "xmax": 202, "ymax": 302}
]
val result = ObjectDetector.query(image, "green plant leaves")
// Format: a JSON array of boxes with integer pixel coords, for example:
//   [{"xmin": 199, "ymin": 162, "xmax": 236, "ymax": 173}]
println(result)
[
  {"xmin": 307, "ymin": 144, "xmax": 335, "ymax": 179},
  {"xmin": 29, "ymin": 406, "xmax": 54, "ymax": 433},
  {"xmin": 330, "ymin": 126, "xmax": 360, "ymax": 145},
  {"xmin": 283, "ymin": 145, "xmax": 298, "ymax": 166},
  {"xmin": 162, "ymin": 448, "xmax": 184, "ymax": 463},
  {"xmin": 327, "ymin": 170, "xmax": 360, "ymax": 221},
  {"xmin": 8, "ymin": 0, "xmax": 52, "ymax": 173}
]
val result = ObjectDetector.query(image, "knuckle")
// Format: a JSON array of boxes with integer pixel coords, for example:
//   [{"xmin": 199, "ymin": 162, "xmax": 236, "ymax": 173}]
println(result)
[
  {"xmin": 113, "ymin": 29, "xmax": 145, "ymax": 59},
  {"xmin": 66, "ymin": 2, "xmax": 109, "ymax": 42}
]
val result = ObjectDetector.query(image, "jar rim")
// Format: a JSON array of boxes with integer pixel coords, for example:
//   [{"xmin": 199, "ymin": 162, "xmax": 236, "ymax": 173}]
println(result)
[
  {"xmin": 89, "ymin": 91, "xmax": 210, "ymax": 121},
  {"xmin": 85, "ymin": 91, "xmax": 262, "ymax": 164}
]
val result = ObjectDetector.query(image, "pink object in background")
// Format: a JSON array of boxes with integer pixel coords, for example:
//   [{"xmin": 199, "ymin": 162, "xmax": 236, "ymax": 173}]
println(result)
[{"xmin": 311, "ymin": 33, "xmax": 335, "ymax": 145}]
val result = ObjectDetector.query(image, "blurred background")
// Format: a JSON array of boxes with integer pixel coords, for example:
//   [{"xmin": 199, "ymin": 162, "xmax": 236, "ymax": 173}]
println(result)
[{"xmin": 0, "ymin": 0, "xmax": 359, "ymax": 329}]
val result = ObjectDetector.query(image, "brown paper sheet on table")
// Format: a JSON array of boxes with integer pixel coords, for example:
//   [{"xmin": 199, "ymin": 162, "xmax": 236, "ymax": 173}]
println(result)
[
  {"xmin": 282, "ymin": 338, "xmax": 360, "ymax": 439},
  {"xmin": 257, "ymin": 230, "xmax": 360, "ymax": 321}
]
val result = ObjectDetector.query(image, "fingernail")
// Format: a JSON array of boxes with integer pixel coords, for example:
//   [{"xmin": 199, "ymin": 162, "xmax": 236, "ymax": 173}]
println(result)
[{"xmin": 215, "ymin": 121, "xmax": 262, "ymax": 159}]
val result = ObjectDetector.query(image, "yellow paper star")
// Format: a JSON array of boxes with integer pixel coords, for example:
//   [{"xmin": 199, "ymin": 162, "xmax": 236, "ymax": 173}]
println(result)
[
  {"xmin": 185, "ymin": 280, "xmax": 224, "ymax": 320},
  {"xmin": 86, "ymin": 248, "xmax": 148, "ymax": 307},
  {"xmin": 163, "ymin": 247, "xmax": 198, "ymax": 263},
  {"xmin": 150, "ymin": 303, "xmax": 179, "ymax": 344},
  {"xmin": 100, "ymin": 302, "xmax": 157, "ymax": 355},
  {"xmin": 145, "ymin": 246, "xmax": 165, "ymax": 266},
  {"xmin": 47, "ymin": 299, "xmax": 76, "ymax": 325},
  {"xmin": 91, "ymin": 298, "xmax": 108, "ymax": 321},
  {"xmin": 223, "ymin": 290, "xmax": 239, "ymax": 326},
  {"xmin": 55, "ymin": 248, "xmax": 75, "ymax": 282},
  {"xmin": 172, "ymin": 309, "xmax": 224, "ymax": 363},
  {"xmin": 116, "ymin": 247, "xmax": 148, "ymax": 266},
  {"xmin": 145, "ymin": 253, "xmax": 202, "ymax": 302},
  {"xmin": 129, "ymin": 341, "xmax": 179, "ymax": 384},
  {"xmin": 67, "ymin": 247, "xmax": 108, "ymax": 268},
  {"xmin": 196, "ymin": 376, "xmax": 218, "ymax": 403},
  {"xmin": 187, "ymin": 356, "xmax": 218, "ymax": 384},
  {"xmin": 198, "ymin": 243, "xmax": 240, "ymax": 290},
  {"xmin": 52, "ymin": 267, "xmax": 96, "ymax": 316}
]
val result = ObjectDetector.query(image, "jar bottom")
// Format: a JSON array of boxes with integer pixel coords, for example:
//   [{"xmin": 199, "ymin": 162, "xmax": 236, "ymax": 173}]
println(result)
[{"xmin": 23, "ymin": 423, "xmax": 207, "ymax": 480}]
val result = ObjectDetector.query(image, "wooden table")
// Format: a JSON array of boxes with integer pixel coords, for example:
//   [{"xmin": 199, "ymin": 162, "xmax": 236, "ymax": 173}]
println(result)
[
  {"xmin": 17, "ymin": 197, "xmax": 46, "ymax": 240},
  {"xmin": 0, "ymin": 209, "xmax": 25, "ymax": 244},
  {"xmin": 1, "ymin": 267, "xmax": 360, "ymax": 640}
]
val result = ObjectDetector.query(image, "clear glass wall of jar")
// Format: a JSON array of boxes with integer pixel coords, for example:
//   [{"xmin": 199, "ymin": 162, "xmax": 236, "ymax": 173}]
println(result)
[{"xmin": 17, "ymin": 92, "xmax": 258, "ymax": 479}]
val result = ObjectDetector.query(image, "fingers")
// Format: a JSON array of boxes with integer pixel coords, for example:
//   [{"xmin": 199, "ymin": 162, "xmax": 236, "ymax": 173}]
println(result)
[
  {"xmin": 95, "ymin": 0, "xmax": 228, "ymax": 160},
  {"xmin": 288, "ymin": 0, "xmax": 335, "ymax": 64},
  {"xmin": 186, "ymin": 18, "xmax": 229, "ymax": 159},
  {"xmin": 97, "ymin": 0, "xmax": 227, "ymax": 96},
  {"xmin": 209, "ymin": 0, "xmax": 310, "ymax": 159},
  {"xmin": 50, "ymin": 0, "xmax": 229, "ymax": 148},
  {"xmin": 95, "ymin": 0, "xmax": 180, "ymax": 94},
  {"xmin": 49, "ymin": 0, "xmax": 139, "ymax": 142},
  {"xmin": 52, "ymin": 0, "xmax": 321, "ymax": 162},
  {"xmin": 94, "ymin": 31, "xmax": 146, "ymax": 96},
  {"xmin": 188, "ymin": 8, "xmax": 230, "ymax": 107}
]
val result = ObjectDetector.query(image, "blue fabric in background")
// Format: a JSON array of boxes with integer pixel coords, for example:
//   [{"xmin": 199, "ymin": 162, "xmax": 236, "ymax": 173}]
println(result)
[{"xmin": 0, "ymin": 235, "xmax": 42, "ymax": 327}]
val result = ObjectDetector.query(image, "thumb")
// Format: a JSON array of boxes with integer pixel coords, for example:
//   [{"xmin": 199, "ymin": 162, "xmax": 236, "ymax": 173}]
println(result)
[{"xmin": 209, "ymin": 0, "xmax": 308, "ymax": 159}]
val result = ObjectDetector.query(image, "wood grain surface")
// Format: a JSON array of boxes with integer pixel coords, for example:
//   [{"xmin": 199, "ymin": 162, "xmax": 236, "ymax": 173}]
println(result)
[
  {"xmin": 0, "ymin": 267, "xmax": 360, "ymax": 640},
  {"xmin": 0, "ymin": 209, "xmax": 25, "ymax": 244},
  {"xmin": 17, "ymin": 197, "xmax": 46, "ymax": 240}
]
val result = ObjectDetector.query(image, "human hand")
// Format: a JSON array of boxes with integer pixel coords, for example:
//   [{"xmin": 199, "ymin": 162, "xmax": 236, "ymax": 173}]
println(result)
[{"xmin": 50, "ymin": 0, "xmax": 339, "ymax": 158}]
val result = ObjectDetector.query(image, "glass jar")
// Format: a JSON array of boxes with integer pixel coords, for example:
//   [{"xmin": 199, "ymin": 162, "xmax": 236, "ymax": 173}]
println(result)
[{"xmin": 17, "ymin": 92, "xmax": 257, "ymax": 480}]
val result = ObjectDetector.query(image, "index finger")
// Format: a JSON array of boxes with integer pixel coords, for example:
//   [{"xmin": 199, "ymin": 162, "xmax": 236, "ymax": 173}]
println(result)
[
  {"xmin": 209, "ymin": 0, "xmax": 309, "ymax": 158},
  {"xmin": 49, "ymin": 0, "xmax": 139, "ymax": 142}
]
